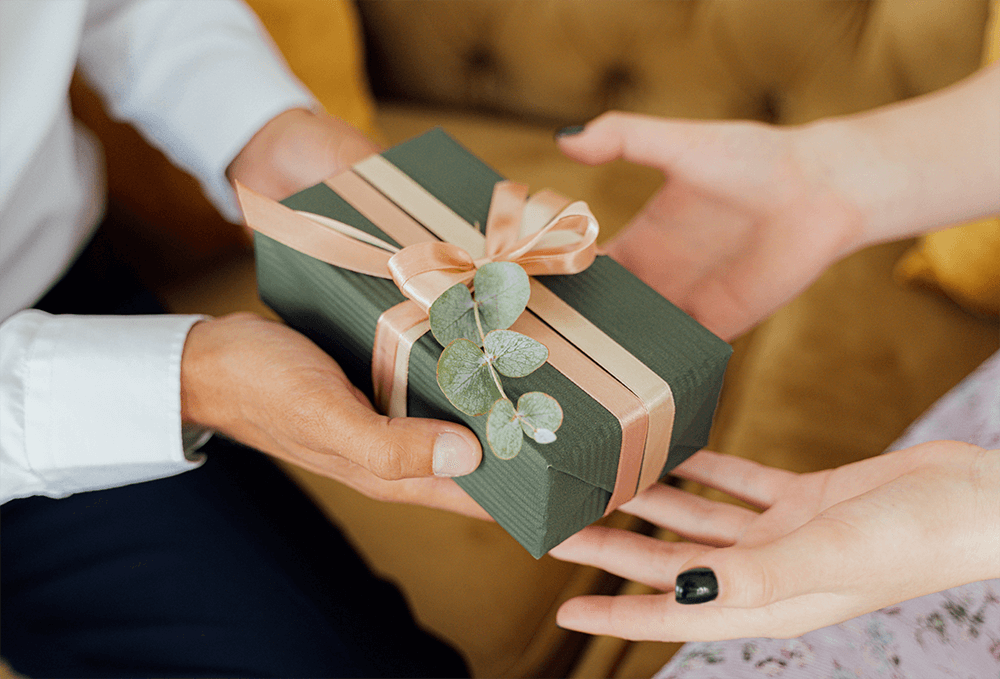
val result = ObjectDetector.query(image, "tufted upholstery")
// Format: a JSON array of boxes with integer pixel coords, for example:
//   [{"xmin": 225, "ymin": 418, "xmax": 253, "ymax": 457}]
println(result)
[{"xmin": 360, "ymin": 0, "xmax": 988, "ymax": 125}]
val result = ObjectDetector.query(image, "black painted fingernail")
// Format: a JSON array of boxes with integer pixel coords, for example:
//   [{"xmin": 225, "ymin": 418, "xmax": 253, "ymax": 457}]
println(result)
[
  {"xmin": 675, "ymin": 567, "xmax": 718, "ymax": 604},
  {"xmin": 554, "ymin": 125, "xmax": 585, "ymax": 139}
]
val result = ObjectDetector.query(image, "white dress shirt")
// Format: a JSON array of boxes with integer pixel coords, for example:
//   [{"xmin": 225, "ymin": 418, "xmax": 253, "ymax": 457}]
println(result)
[{"xmin": 0, "ymin": 0, "xmax": 314, "ymax": 503}]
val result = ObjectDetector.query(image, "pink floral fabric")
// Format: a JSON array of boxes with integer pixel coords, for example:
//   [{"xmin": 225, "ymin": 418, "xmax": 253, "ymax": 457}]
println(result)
[{"xmin": 656, "ymin": 350, "xmax": 1000, "ymax": 679}]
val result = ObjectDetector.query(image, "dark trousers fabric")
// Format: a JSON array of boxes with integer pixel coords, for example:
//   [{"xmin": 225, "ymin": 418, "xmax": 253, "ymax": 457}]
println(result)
[{"xmin": 1, "ymin": 226, "xmax": 468, "ymax": 678}]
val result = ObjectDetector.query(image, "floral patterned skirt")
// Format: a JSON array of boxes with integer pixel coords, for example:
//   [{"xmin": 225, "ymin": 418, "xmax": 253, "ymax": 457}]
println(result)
[{"xmin": 656, "ymin": 350, "xmax": 1000, "ymax": 679}]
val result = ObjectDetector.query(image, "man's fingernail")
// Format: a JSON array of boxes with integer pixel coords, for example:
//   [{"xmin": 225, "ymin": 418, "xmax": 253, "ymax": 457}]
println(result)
[
  {"xmin": 554, "ymin": 125, "xmax": 586, "ymax": 139},
  {"xmin": 433, "ymin": 432, "xmax": 478, "ymax": 477},
  {"xmin": 675, "ymin": 567, "xmax": 718, "ymax": 604}
]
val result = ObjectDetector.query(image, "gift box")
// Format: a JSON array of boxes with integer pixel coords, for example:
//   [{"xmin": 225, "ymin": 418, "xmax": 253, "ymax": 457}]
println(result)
[{"xmin": 242, "ymin": 129, "xmax": 731, "ymax": 558}]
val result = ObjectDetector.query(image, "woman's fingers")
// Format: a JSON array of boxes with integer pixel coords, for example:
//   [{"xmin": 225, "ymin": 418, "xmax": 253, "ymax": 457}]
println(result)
[
  {"xmin": 618, "ymin": 482, "xmax": 759, "ymax": 546},
  {"xmin": 676, "ymin": 523, "xmax": 862, "ymax": 611},
  {"xmin": 550, "ymin": 527, "xmax": 712, "ymax": 591},
  {"xmin": 559, "ymin": 445, "xmax": 1000, "ymax": 643},
  {"xmin": 556, "ymin": 589, "xmax": 855, "ymax": 642},
  {"xmin": 556, "ymin": 592, "xmax": 765, "ymax": 642},
  {"xmin": 668, "ymin": 450, "xmax": 798, "ymax": 509},
  {"xmin": 555, "ymin": 112, "xmax": 724, "ymax": 175}
]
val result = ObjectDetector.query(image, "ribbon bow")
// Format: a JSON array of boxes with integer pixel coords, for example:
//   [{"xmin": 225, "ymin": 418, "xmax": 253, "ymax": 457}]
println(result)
[{"xmin": 386, "ymin": 182, "xmax": 599, "ymax": 312}]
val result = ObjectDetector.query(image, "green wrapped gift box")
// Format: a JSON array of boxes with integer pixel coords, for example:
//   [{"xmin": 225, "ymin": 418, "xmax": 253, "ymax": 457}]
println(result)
[{"xmin": 252, "ymin": 128, "xmax": 731, "ymax": 558}]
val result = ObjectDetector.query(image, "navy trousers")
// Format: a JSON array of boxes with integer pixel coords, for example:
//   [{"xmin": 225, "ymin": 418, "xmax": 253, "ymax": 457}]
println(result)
[{"xmin": 1, "ymin": 225, "xmax": 468, "ymax": 678}]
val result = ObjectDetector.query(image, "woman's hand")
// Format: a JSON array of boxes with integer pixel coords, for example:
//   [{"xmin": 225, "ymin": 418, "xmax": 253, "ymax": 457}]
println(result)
[
  {"xmin": 551, "ymin": 443, "xmax": 1000, "ymax": 641},
  {"xmin": 557, "ymin": 113, "xmax": 864, "ymax": 341},
  {"xmin": 182, "ymin": 313, "xmax": 488, "ymax": 518},
  {"xmin": 557, "ymin": 64, "xmax": 1000, "ymax": 341}
]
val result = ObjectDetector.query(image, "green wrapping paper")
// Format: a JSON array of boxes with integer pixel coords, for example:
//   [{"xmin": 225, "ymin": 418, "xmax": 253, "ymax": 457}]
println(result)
[{"xmin": 254, "ymin": 128, "xmax": 731, "ymax": 557}]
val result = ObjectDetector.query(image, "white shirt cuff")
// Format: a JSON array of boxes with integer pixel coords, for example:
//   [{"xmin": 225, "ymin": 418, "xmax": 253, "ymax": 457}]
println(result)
[{"xmin": 1, "ymin": 310, "xmax": 208, "ymax": 503}]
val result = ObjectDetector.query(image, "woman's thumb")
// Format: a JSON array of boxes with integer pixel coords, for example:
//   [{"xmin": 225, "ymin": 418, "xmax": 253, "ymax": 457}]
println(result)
[{"xmin": 555, "ymin": 112, "xmax": 696, "ymax": 171}]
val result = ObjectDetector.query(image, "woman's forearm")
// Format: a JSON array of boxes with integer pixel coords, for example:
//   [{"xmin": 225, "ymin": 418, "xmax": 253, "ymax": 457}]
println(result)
[{"xmin": 798, "ymin": 62, "xmax": 999, "ymax": 251}]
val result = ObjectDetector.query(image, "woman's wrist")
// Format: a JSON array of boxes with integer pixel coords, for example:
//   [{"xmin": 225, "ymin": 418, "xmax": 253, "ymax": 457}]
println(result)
[
  {"xmin": 968, "ymin": 447, "xmax": 1000, "ymax": 581},
  {"xmin": 794, "ymin": 63, "xmax": 1000, "ymax": 251},
  {"xmin": 791, "ymin": 116, "xmax": 900, "ymax": 255},
  {"xmin": 922, "ymin": 442, "xmax": 1000, "ymax": 586}
]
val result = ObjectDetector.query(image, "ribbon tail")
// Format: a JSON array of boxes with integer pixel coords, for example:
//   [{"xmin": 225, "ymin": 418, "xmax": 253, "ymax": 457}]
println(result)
[{"xmin": 236, "ymin": 181, "xmax": 394, "ymax": 279}]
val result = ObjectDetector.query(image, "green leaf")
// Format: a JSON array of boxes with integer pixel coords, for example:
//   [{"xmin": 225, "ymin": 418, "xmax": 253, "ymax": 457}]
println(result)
[
  {"xmin": 436, "ymin": 339, "xmax": 502, "ymax": 415},
  {"xmin": 473, "ymin": 262, "xmax": 530, "ymax": 333},
  {"xmin": 517, "ymin": 392, "xmax": 563, "ymax": 444},
  {"xmin": 486, "ymin": 398, "xmax": 523, "ymax": 459},
  {"xmin": 483, "ymin": 330, "xmax": 548, "ymax": 378},
  {"xmin": 428, "ymin": 283, "xmax": 480, "ymax": 346}
]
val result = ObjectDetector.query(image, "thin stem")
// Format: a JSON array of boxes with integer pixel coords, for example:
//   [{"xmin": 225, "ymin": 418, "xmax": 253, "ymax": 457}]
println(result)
[{"xmin": 473, "ymin": 302, "xmax": 507, "ymax": 400}]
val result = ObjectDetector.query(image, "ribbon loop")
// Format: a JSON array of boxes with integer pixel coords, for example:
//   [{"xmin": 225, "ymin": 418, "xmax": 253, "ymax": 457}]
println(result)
[
  {"xmin": 385, "ymin": 182, "xmax": 602, "ymax": 304},
  {"xmin": 388, "ymin": 242, "xmax": 477, "ymax": 312},
  {"xmin": 484, "ymin": 181, "xmax": 530, "ymax": 257},
  {"xmin": 482, "ymin": 182, "xmax": 599, "ymax": 276}
]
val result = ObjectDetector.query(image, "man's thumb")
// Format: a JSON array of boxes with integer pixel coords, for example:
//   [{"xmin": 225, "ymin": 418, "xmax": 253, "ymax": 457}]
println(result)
[{"xmin": 341, "ymin": 411, "xmax": 482, "ymax": 481}]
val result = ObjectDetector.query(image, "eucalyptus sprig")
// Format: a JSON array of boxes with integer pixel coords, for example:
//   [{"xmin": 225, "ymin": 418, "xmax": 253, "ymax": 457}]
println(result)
[{"xmin": 430, "ymin": 261, "xmax": 563, "ymax": 459}]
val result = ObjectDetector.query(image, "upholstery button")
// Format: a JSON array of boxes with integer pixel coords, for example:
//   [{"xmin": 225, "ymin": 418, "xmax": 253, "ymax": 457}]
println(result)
[
  {"xmin": 596, "ymin": 63, "xmax": 637, "ymax": 109},
  {"xmin": 463, "ymin": 45, "xmax": 500, "ymax": 78},
  {"xmin": 758, "ymin": 89, "xmax": 783, "ymax": 124}
]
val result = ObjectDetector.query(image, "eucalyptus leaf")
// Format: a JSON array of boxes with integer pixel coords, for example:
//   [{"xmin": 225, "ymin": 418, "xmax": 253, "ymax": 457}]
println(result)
[
  {"xmin": 484, "ymin": 330, "xmax": 548, "ymax": 378},
  {"xmin": 473, "ymin": 261, "xmax": 530, "ymax": 334},
  {"xmin": 532, "ymin": 428, "xmax": 557, "ymax": 444},
  {"xmin": 436, "ymin": 339, "xmax": 501, "ymax": 415},
  {"xmin": 517, "ymin": 392, "xmax": 563, "ymax": 443},
  {"xmin": 428, "ymin": 283, "xmax": 480, "ymax": 346},
  {"xmin": 486, "ymin": 398, "xmax": 522, "ymax": 459}
]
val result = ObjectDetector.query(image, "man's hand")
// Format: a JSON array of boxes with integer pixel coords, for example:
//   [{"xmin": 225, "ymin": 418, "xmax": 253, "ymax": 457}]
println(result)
[
  {"xmin": 185, "ymin": 111, "xmax": 488, "ymax": 517},
  {"xmin": 182, "ymin": 313, "xmax": 488, "ymax": 518},
  {"xmin": 550, "ymin": 444, "xmax": 1000, "ymax": 640}
]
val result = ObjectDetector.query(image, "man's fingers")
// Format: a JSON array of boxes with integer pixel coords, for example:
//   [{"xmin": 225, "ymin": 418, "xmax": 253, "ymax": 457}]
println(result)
[
  {"xmin": 550, "ymin": 527, "xmax": 712, "ymax": 591},
  {"xmin": 278, "ymin": 446, "xmax": 492, "ymax": 520}
]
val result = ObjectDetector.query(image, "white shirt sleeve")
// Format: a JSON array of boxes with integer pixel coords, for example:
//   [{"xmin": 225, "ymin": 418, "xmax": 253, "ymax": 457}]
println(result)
[
  {"xmin": 1, "ymin": 310, "xmax": 208, "ymax": 504},
  {"xmin": 76, "ymin": 0, "xmax": 317, "ymax": 221}
]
